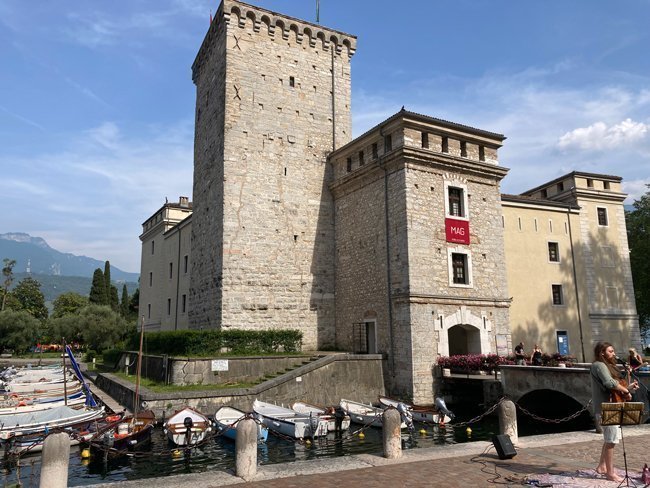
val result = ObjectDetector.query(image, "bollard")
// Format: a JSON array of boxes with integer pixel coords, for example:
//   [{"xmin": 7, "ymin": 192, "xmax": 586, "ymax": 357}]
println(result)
[
  {"xmin": 498, "ymin": 399, "xmax": 518, "ymax": 445},
  {"xmin": 39, "ymin": 433, "xmax": 70, "ymax": 488},
  {"xmin": 235, "ymin": 417, "xmax": 258, "ymax": 481},
  {"xmin": 382, "ymin": 407, "xmax": 402, "ymax": 459}
]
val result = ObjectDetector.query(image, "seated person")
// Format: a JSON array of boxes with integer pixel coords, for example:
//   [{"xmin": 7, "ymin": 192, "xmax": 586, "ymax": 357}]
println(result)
[{"xmin": 628, "ymin": 348, "xmax": 644, "ymax": 370}]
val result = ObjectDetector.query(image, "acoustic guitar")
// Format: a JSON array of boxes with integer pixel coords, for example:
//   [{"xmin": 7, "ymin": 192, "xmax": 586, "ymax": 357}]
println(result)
[{"xmin": 610, "ymin": 363, "xmax": 635, "ymax": 403}]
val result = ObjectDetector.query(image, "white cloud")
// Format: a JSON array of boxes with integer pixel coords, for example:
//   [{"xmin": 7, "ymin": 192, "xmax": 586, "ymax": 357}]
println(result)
[
  {"xmin": 623, "ymin": 179, "xmax": 650, "ymax": 205},
  {"xmin": 557, "ymin": 118, "xmax": 648, "ymax": 151}
]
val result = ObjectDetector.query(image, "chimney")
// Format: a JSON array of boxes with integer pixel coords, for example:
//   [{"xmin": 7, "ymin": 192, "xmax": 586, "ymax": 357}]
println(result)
[{"xmin": 179, "ymin": 196, "xmax": 189, "ymax": 207}]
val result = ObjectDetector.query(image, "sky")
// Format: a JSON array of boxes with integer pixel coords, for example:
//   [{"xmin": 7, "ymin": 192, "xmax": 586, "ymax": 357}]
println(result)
[{"xmin": 1, "ymin": 0, "xmax": 649, "ymax": 273}]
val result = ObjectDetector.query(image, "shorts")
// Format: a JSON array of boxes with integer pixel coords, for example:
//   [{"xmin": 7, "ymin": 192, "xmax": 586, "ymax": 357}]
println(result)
[{"xmin": 602, "ymin": 425, "xmax": 621, "ymax": 444}]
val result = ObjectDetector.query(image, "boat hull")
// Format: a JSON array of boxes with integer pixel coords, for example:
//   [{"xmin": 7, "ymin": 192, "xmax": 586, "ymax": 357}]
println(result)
[
  {"xmin": 253, "ymin": 400, "xmax": 328, "ymax": 439},
  {"xmin": 163, "ymin": 407, "xmax": 212, "ymax": 446},
  {"xmin": 214, "ymin": 406, "xmax": 268, "ymax": 442}
]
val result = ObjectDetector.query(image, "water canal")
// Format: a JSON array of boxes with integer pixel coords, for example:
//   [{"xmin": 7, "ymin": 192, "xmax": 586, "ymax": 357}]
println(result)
[{"xmin": 1, "ymin": 406, "xmax": 592, "ymax": 487}]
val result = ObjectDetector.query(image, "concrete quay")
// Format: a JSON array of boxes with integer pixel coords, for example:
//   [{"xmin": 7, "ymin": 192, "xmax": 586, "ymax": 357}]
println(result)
[{"xmin": 90, "ymin": 424, "xmax": 650, "ymax": 488}]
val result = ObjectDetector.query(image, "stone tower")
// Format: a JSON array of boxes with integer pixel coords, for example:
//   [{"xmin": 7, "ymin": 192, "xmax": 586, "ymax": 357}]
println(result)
[{"xmin": 189, "ymin": 0, "xmax": 356, "ymax": 348}]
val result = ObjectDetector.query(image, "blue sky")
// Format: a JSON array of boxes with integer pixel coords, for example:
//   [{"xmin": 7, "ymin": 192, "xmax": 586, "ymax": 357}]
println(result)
[{"xmin": 2, "ymin": 0, "xmax": 649, "ymax": 273}]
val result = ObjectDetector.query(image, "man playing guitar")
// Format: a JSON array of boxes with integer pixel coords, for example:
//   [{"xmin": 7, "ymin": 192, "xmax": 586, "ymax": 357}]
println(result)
[{"xmin": 590, "ymin": 342, "xmax": 639, "ymax": 482}]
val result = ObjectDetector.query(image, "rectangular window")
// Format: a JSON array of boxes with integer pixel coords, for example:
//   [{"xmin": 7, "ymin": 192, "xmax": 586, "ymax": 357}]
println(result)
[
  {"xmin": 182, "ymin": 294, "xmax": 187, "ymax": 313},
  {"xmin": 460, "ymin": 141, "xmax": 467, "ymax": 157},
  {"xmin": 597, "ymin": 207, "xmax": 608, "ymax": 226},
  {"xmin": 151, "ymin": 241, "xmax": 155, "ymax": 255},
  {"xmin": 552, "ymin": 284, "xmax": 564, "ymax": 305},
  {"xmin": 448, "ymin": 187, "xmax": 464, "ymax": 217},
  {"xmin": 167, "ymin": 298, "xmax": 171, "ymax": 315},
  {"xmin": 479, "ymin": 146, "xmax": 485, "ymax": 161},
  {"xmin": 359, "ymin": 150, "xmax": 364, "ymax": 165},
  {"xmin": 587, "ymin": 178, "xmax": 594, "ymax": 188},
  {"xmin": 149, "ymin": 272, "xmax": 153, "ymax": 287},
  {"xmin": 346, "ymin": 157, "xmax": 352, "ymax": 172},
  {"xmin": 147, "ymin": 304, "xmax": 151, "ymax": 319},
  {"xmin": 384, "ymin": 134, "xmax": 392, "ymax": 153},
  {"xmin": 442, "ymin": 136, "xmax": 449, "ymax": 153},
  {"xmin": 421, "ymin": 132, "xmax": 429, "ymax": 149},
  {"xmin": 548, "ymin": 242, "xmax": 559, "ymax": 262},
  {"xmin": 169, "ymin": 262, "xmax": 173, "ymax": 279},
  {"xmin": 184, "ymin": 255, "xmax": 188, "ymax": 274},
  {"xmin": 557, "ymin": 182, "xmax": 564, "ymax": 192},
  {"xmin": 452, "ymin": 253, "xmax": 468, "ymax": 284},
  {"xmin": 604, "ymin": 181, "xmax": 610, "ymax": 190},
  {"xmin": 541, "ymin": 189, "xmax": 548, "ymax": 198},
  {"xmin": 372, "ymin": 142, "xmax": 378, "ymax": 159}
]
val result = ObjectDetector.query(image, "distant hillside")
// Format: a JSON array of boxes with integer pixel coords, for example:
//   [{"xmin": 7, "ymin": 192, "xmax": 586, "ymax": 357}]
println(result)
[
  {"xmin": 11, "ymin": 272, "xmax": 139, "ymax": 303},
  {"xmin": 0, "ymin": 232, "xmax": 139, "ymax": 282}
]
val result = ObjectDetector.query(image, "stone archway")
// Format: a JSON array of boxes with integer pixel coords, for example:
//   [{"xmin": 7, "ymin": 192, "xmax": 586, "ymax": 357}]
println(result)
[
  {"xmin": 448, "ymin": 323, "xmax": 481, "ymax": 355},
  {"xmin": 438, "ymin": 306, "xmax": 492, "ymax": 357}
]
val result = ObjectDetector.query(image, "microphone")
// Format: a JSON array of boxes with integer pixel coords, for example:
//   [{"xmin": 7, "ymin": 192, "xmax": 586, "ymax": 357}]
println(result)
[{"xmin": 615, "ymin": 356, "xmax": 628, "ymax": 365}]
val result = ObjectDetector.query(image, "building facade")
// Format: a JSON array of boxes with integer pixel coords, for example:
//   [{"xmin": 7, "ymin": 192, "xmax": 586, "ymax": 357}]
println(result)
[{"xmin": 140, "ymin": 0, "xmax": 641, "ymax": 403}]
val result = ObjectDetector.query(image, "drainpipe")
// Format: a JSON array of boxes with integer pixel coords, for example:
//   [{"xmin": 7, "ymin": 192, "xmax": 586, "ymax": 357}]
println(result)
[
  {"xmin": 379, "ymin": 125, "xmax": 396, "ymax": 377},
  {"xmin": 331, "ymin": 43, "xmax": 336, "ymax": 150},
  {"xmin": 567, "ymin": 204, "xmax": 586, "ymax": 362}
]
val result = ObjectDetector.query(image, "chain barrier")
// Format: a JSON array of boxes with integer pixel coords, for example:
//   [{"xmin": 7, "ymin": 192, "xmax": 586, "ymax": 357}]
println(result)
[{"xmin": 515, "ymin": 398, "xmax": 592, "ymax": 424}]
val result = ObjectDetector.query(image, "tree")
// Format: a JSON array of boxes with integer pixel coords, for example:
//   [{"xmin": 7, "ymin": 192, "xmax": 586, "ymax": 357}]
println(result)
[
  {"xmin": 2, "ymin": 258, "xmax": 16, "ymax": 311},
  {"xmin": 129, "ymin": 288, "xmax": 140, "ymax": 316},
  {"xmin": 104, "ymin": 261, "xmax": 119, "ymax": 310},
  {"xmin": 89, "ymin": 268, "xmax": 107, "ymax": 305},
  {"xmin": 120, "ymin": 285, "xmax": 130, "ymax": 317},
  {"xmin": 0, "ymin": 310, "xmax": 42, "ymax": 353},
  {"xmin": 627, "ymin": 185, "xmax": 650, "ymax": 341},
  {"xmin": 12, "ymin": 277, "xmax": 48, "ymax": 321},
  {"xmin": 77, "ymin": 305, "xmax": 129, "ymax": 352},
  {"xmin": 52, "ymin": 292, "xmax": 88, "ymax": 318}
]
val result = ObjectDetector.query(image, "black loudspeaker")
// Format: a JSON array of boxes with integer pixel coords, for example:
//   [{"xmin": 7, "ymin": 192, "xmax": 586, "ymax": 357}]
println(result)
[{"xmin": 492, "ymin": 434, "xmax": 517, "ymax": 459}]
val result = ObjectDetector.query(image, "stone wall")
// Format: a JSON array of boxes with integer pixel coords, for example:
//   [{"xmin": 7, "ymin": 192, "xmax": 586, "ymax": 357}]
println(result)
[
  {"xmin": 189, "ymin": 0, "xmax": 357, "ymax": 349},
  {"xmin": 94, "ymin": 353, "xmax": 384, "ymax": 419}
]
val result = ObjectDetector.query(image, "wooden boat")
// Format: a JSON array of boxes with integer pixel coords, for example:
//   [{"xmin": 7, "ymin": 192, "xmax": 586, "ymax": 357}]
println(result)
[
  {"xmin": 163, "ymin": 407, "xmax": 212, "ymax": 446},
  {"xmin": 0, "ymin": 393, "xmax": 87, "ymax": 416},
  {"xmin": 378, "ymin": 395, "xmax": 453, "ymax": 424},
  {"xmin": 214, "ymin": 405, "xmax": 268, "ymax": 442},
  {"xmin": 2, "ymin": 379, "xmax": 82, "ymax": 394},
  {"xmin": 253, "ymin": 399, "xmax": 328, "ymax": 439},
  {"xmin": 85, "ymin": 411, "xmax": 156, "ymax": 456},
  {"xmin": 340, "ymin": 398, "xmax": 406, "ymax": 428},
  {"xmin": 291, "ymin": 401, "xmax": 350, "ymax": 432}
]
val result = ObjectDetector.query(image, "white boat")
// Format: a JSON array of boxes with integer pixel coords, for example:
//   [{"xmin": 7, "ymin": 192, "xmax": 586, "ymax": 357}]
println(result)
[
  {"xmin": 0, "ymin": 393, "xmax": 87, "ymax": 417},
  {"xmin": 2, "ymin": 379, "xmax": 82, "ymax": 394},
  {"xmin": 214, "ymin": 405, "xmax": 268, "ymax": 442},
  {"xmin": 290, "ymin": 401, "xmax": 350, "ymax": 432},
  {"xmin": 378, "ymin": 396, "xmax": 453, "ymax": 424},
  {"xmin": 340, "ymin": 398, "xmax": 406, "ymax": 428},
  {"xmin": 0, "ymin": 405, "xmax": 105, "ymax": 440},
  {"xmin": 163, "ymin": 407, "xmax": 212, "ymax": 446},
  {"xmin": 252, "ymin": 399, "xmax": 328, "ymax": 439}
]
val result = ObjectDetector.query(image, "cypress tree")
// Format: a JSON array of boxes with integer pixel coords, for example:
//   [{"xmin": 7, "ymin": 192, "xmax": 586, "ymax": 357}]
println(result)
[
  {"xmin": 120, "ymin": 285, "xmax": 129, "ymax": 317},
  {"xmin": 110, "ymin": 285, "xmax": 119, "ymax": 311},
  {"xmin": 89, "ymin": 268, "xmax": 106, "ymax": 305},
  {"xmin": 103, "ymin": 261, "xmax": 112, "ymax": 306}
]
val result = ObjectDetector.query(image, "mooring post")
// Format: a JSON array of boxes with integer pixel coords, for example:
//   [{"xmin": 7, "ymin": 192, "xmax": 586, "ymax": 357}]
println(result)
[
  {"xmin": 498, "ymin": 399, "xmax": 518, "ymax": 445},
  {"xmin": 235, "ymin": 417, "xmax": 257, "ymax": 480},
  {"xmin": 39, "ymin": 433, "xmax": 70, "ymax": 488},
  {"xmin": 382, "ymin": 407, "xmax": 402, "ymax": 459}
]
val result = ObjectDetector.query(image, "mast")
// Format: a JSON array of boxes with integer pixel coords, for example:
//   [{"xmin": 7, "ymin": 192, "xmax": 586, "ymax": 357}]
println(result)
[
  {"xmin": 62, "ymin": 337, "xmax": 68, "ymax": 406},
  {"xmin": 133, "ymin": 316, "xmax": 145, "ymax": 420}
]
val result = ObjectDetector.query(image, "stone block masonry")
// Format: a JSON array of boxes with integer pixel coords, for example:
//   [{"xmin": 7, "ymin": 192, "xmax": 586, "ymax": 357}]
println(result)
[{"xmin": 190, "ymin": 0, "xmax": 356, "ymax": 349}]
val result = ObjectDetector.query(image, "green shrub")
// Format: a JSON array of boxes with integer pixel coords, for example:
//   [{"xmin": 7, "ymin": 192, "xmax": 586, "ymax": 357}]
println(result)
[
  {"xmin": 102, "ymin": 348, "xmax": 123, "ymax": 367},
  {"xmin": 127, "ymin": 328, "xmax": 302, "ymax": 356},
  {"xmin": 84, "ymin": 349, "xmax": 97, "ymax": 362}
]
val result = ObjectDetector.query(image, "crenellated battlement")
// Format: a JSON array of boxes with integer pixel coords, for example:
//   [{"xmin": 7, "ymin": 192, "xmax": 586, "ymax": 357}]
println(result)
[{"xmin": 193, "ymin": 0, "xmax": 356, "ymax": 82}]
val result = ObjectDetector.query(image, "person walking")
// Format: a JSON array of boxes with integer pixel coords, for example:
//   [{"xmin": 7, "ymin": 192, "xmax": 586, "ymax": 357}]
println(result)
[
  {"xmin": 514, "ymin": 341, "xmax": 526, "ymax": 365},
  {"xmin": 590, "ymin": 341, "xmax": 638, "ymax": 482}
]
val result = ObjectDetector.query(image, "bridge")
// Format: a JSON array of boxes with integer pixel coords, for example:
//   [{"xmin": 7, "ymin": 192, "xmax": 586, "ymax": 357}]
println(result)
[{"xmin": 499, "ymin": 364, "xmax": 650, "ymax": 420}]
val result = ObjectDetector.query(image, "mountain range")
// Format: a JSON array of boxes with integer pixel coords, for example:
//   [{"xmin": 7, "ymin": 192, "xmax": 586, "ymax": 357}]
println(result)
[{"xmin": 0, "ymin": 232, "xmax": 139, "ymax": 282}]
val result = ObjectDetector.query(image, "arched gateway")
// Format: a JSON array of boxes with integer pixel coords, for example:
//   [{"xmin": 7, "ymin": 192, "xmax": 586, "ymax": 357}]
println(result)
[{"xmin": 439, "ymin": 306, "xmax": 493, "ymax": 357}]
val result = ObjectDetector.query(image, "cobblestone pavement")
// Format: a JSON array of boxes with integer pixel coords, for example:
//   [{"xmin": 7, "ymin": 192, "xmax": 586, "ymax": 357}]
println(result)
[{"xmin": 91, "ymin": 425, "xmax": 650, "ymax": 488}]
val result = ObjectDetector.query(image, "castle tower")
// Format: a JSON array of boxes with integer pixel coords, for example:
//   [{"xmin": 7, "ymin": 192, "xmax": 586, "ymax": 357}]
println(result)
[{"xmin": 189, "ymin": 0, "xmax": 356, "ymax": 348}]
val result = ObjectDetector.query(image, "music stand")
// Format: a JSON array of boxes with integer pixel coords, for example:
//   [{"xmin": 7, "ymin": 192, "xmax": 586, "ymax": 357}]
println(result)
[{"xmin": 600, "ymin": 402, "xmax": 645, "ymax": 487}]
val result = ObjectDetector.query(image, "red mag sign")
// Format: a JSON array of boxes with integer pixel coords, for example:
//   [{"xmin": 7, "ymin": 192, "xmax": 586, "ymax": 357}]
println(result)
[{"xmin": 445, "ymin": 218, "xmax": 470, "ymax": 245}]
